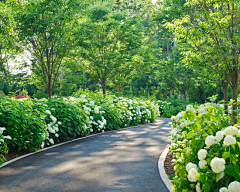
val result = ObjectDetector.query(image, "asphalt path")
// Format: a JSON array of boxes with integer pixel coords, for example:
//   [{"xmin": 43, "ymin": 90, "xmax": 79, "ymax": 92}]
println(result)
[{"xmin": 0, "ymin": 118, "xmax": 171, "ymax": 192}]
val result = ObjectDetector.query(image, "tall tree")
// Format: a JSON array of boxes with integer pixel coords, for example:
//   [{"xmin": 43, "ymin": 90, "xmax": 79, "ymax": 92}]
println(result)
[
  {"xmin": 14, "ymin": 0, "xmax": 89, "ymax": 98},
  {"xmin": 75, "ymin": 0, "xmax": 154, "ymax": 97},
  {"xmin": 168, "ymin": 0, "xmax": 240, "ymax": 123}
]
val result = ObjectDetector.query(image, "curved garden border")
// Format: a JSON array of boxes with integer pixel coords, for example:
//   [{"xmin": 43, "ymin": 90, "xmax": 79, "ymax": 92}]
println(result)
[{"xmin": 158, "ymin": 147, "xmax": 173, "ymax": 192}]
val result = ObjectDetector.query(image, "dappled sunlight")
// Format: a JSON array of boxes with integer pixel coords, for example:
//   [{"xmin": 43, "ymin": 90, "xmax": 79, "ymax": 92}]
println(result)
[
  {"xmin": 0, "ymin": 118, "xmax": 171, "ymax": 192},
  {"xmin": 0, "ymin": 166, "xmax": 37, "ymax": 176}
]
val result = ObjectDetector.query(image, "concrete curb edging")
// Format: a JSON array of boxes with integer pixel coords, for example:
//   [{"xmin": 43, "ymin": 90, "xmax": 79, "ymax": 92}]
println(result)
[
  {"xmin": 0, "ymin": 120, "xmax": 160, "ymax": 169},
  {"xmin": 158, "ymin": 147, "xmax": 174, "ymax": 192}
]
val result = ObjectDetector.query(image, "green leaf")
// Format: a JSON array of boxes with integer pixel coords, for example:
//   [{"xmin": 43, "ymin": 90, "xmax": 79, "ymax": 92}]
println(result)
[
  {"xmin": 183, "ymin": 111, "xmax": 187, "ymax": 119},
  {"xmin": 230, "ymin": 154, "xmax": 237, "ymax": 165},
  {"xmin": 222, "ymin": 151, "xmax": 230, "ymax": 160}
]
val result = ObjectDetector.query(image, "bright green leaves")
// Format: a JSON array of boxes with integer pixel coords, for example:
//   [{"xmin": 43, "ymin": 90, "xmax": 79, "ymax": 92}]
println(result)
[
  {"xmin": 222, "ymin": 151, "xmax": 230, "ymax": 160},
  {"xmin": 225, "ymin": 164, "xmax": 240, "ymax": 180}
]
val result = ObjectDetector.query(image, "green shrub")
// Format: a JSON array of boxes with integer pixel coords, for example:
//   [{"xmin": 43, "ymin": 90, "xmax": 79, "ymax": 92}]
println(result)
[
  {"xmin": 45, "ymin": 97, "xmax": 90, "ymax": 141},
  {"xmin": 168, "ymin": 100, "xmax": 240, "ymax": 192},
  {"xmin": 0, "ymin": 127, "xmax": 9, "ymax": 165},
  {"xmin": 157, "ymin": 97, "xmax": 189, "ymax": 117},
  {"xmin": 0, "ymin": 95, "xmax": 46, "ymax": 151}
]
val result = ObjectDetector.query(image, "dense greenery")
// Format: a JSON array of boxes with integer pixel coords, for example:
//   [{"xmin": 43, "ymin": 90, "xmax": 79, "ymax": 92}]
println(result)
[
  {"xmin": 1, "ymin": 0, "xmax": 238, "ymax": 107},
  {"xmin": 169, "ymin": 97, "xmax": 240, "ymax": 191}
]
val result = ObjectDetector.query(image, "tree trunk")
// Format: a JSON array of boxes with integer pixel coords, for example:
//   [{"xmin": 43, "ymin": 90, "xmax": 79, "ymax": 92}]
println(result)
[
  {"xmin": 47, "ymin": 75, "xmax": 52, "ymax": 98},
  {"xmin": 102, "ymin": 78, "xmax": 106, "ymax": 98},
  {"xmin": 222, "ymin": 79, "xmax": 228, "ymax": 115},
  {"xmin": 232, "ymin": 83, "xmax": 238, "ymax": 124},
  {"xmin": 231, "ymin": 67, "xmax": 239, "ymax": 124}
]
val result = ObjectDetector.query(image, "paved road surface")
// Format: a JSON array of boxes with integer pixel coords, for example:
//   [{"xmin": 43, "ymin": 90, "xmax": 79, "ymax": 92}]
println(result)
[{"xmin": 0, "ymin": 118, "xmax": 171, "ymax": 192}]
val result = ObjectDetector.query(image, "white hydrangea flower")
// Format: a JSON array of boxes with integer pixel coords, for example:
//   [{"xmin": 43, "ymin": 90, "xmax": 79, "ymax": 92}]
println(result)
[
  {"xmin": 50, "ymin": 115, "xmax": 57, "ymax": 124},
  {"xmin": 45, "ymin": 110, "xmax": 51, "ymax": 115},
  {"xmin": 216, "ymin": 171, "xmax": 224, "ymax": 182},
  {"xmin": 186, "ymin": 105, "xmax": 193, "ymax": 111},
  {"xmin": 171, "ymin": 116, "xmax": 176, "ymax": 120},
  {"xmin": 210, "ymin": 157, "xmax": 225, "ymax": 173},
  {"xmin": 0, "ymin": 139, "xmax": 4, "ymax": 142},
  {"xmin": 216, "ymin": 131, "xmax": 224, "ymax": 142},
  {"xmin": 89, "ymin": 101, "xmax": 94, "ymax": 106},
  {"xmin": 199, "ymin": 160, "xmax": 207, "ymax": 169},
  {"xmin": 180, "ymin": 120, "xmax": 186, "ymax": 128},
  {"xmin": 57, "ymin": 121, "xmax": 62, "ymax": 125},
  {"xmin": 198, "ymin": 108, "xmax": 206, "ymax": 114},
  {"xmin": 49, "ymin": 138, "xmax": 54, "ymax": 145},
  {"xmin": 186, "ymin": 162, "xmax": 198, "ymax": 172},
  {"xmin": 3, "ymin": 135, "xmax": 11, "ymax": 140},
  {"xmin": 41, "ymin": 142, "xmax": 45, "ymax": 148},
  {"xmin": 223, "ymin": 135, "xmax": 236, "ymax": 146},
  {"xmin": 205, "ymin": 135, "xmax": 217, "ymax": 147},
  {"xmin": 238, "ymin": 130, "xmax": 240, "ymax": 137},
  {"xmin": 55, "ymin": 133, "xmax": 59, "ymax": 137},
  {"xmin": 224, "ymin": 126, "xmax": 238, "ymax": 136},
  {"xmin": 90, "ymin": 128, "xmax": 93, "ymax": 132},
  {"xmin": 219, "ymin": 187, "xmax": 229, "ymax": 192},
  {"xmin": 188, "ymin": 168, "xmax": 198, "ymax": 182},
  {"xmin": 228, "ymin": 181, "xmax": 240, "ymax": 192},
  {"xmin": 94, "ymin": 107, "xmax": 99, "ymax": 114},
  {"xmin": 0, "ymin": 127, "xmax": 6, "ymax": 134},
  {"xmin": 175, "ymin": 112, "xmax": 183, "ymax": 120},
  {"xmin": 198, "ymin": 149, "xmax": 207, "ymax": 160},
  {"xmin": 196, "ymin": 182, "xmax": 202, "ymax": 192}
]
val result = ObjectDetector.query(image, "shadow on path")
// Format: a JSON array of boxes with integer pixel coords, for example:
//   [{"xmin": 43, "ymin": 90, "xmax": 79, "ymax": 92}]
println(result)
[{"xmin": 0, "ymin": 118, "xmax": 171, "ymax": 192}]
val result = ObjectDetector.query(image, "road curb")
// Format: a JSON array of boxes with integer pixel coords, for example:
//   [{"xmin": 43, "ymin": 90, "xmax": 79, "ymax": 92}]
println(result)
[
  {"xmin": 0, "ymin": 120, "xmax": 161, "ymax": 169},
  {"xmin": 158, "ymin": 147, "xmax": 173, "ymax": 192}
]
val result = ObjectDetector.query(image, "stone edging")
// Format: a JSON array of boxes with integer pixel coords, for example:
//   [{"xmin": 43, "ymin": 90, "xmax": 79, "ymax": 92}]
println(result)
[
  {"xmin": 158, "ymin": 147, "xmax": 174, "ymax": 192},
  {"xmin": 0, "ymin": 121, "xmax": 159, "ymax": 169}
]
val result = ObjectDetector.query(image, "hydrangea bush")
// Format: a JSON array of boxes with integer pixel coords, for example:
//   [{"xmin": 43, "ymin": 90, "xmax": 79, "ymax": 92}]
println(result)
[
  {"xmin": 0, "ymin": 92, "xmax": 159, "ymax": 164},
  {"xmin": 169, "ymin": 100, "xmax": 240, "ymax": 192},
  {"xmin": 0, "ymin": 127, "xmax": 10, "ymax": 165}
]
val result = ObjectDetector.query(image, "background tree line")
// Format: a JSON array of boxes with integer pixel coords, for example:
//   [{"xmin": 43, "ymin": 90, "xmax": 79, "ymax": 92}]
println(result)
[{"xmin": 0, "ymin": 0, "xmax": 239, "ymax": 112}]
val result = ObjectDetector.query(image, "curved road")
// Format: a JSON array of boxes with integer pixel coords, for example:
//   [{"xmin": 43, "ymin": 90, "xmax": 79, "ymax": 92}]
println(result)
[{"xmin": 0, "ymin": 118, "xmax": 171, "ymax": 192}]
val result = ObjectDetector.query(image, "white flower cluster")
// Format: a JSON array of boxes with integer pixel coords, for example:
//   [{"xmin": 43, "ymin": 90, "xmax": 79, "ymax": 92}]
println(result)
[
  {"xmin": 0, "ymin": 127, "xmax": 11, "ymax": 144},
  {"xmin": 210, "ymin": 157, "xmax": 225, "ymax": 173},
  {"xmin": 205, "ymin": 135, "xmax": 217, "ymax": 147},
  {"xmin": 41, "ymin": 110, "xmax": 61, "ymax": 148},
  {"xmin": 220, "ymin": 181, "xmax": 240, "ymax": 192}
]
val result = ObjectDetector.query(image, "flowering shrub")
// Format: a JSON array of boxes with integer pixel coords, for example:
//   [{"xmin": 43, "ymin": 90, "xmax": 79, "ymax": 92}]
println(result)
[
  {"xmin": 157, "ymin": 98, "xmax": 187, "ymax": 117},
  {"xmin": 0, "ymin": 127, "xmax": 10, "ymax": 165},
  {"xmin": 0, "ymin": 92, "xmax": 159, "ymax": 164},
  {"xmin": 168, "ymin": 101, "xmax": 240, "ymax": 192},
  {"xmin": 0, "ymin": 95, "xmax": 47, "ymax": 151}
]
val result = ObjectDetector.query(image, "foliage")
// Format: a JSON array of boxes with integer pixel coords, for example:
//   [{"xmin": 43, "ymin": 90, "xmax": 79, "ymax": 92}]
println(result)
[
  {"xmin": 0, "ymin": 94, "xmax": 47, "ymax": 151},
  {"xmin": 74, "ymin": 0, "xmax": 156, "ymax": 97},
  {"xmin": 167, "ymin": 0, "xmax": 240, "ymax": 123},
  {"xmin": 42, "ymin": 97, "xmax": 90, "ymax": 142},
  {"xmin": 0, "ymin": 127, "xmax": 9, "ymax": 165},
  {"xmin": 157, "ymin": 97, "xmax": 190, "ymax": 117},
  {"xmin": 168, "ymin": 98, "xmax": 240, "ymax": 191},
  {"xmin": 14, "ymin": 0, "xmax": 92, "ymax": 98}
]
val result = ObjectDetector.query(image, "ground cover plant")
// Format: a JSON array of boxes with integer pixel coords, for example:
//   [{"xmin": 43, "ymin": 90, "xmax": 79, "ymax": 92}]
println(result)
[
  {"xmin": 0, "ymin": 92, "xmax": 159, "ymax": 165},
  {"xmin": 169, "ymin": 96, "xmax": 240, "ymax": 192}
]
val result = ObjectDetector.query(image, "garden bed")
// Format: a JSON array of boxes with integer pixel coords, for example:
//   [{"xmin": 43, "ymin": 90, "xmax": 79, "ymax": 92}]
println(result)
[{"xmin": 164, "ymin": 150, "xmax": 175, "ymax": 177}]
